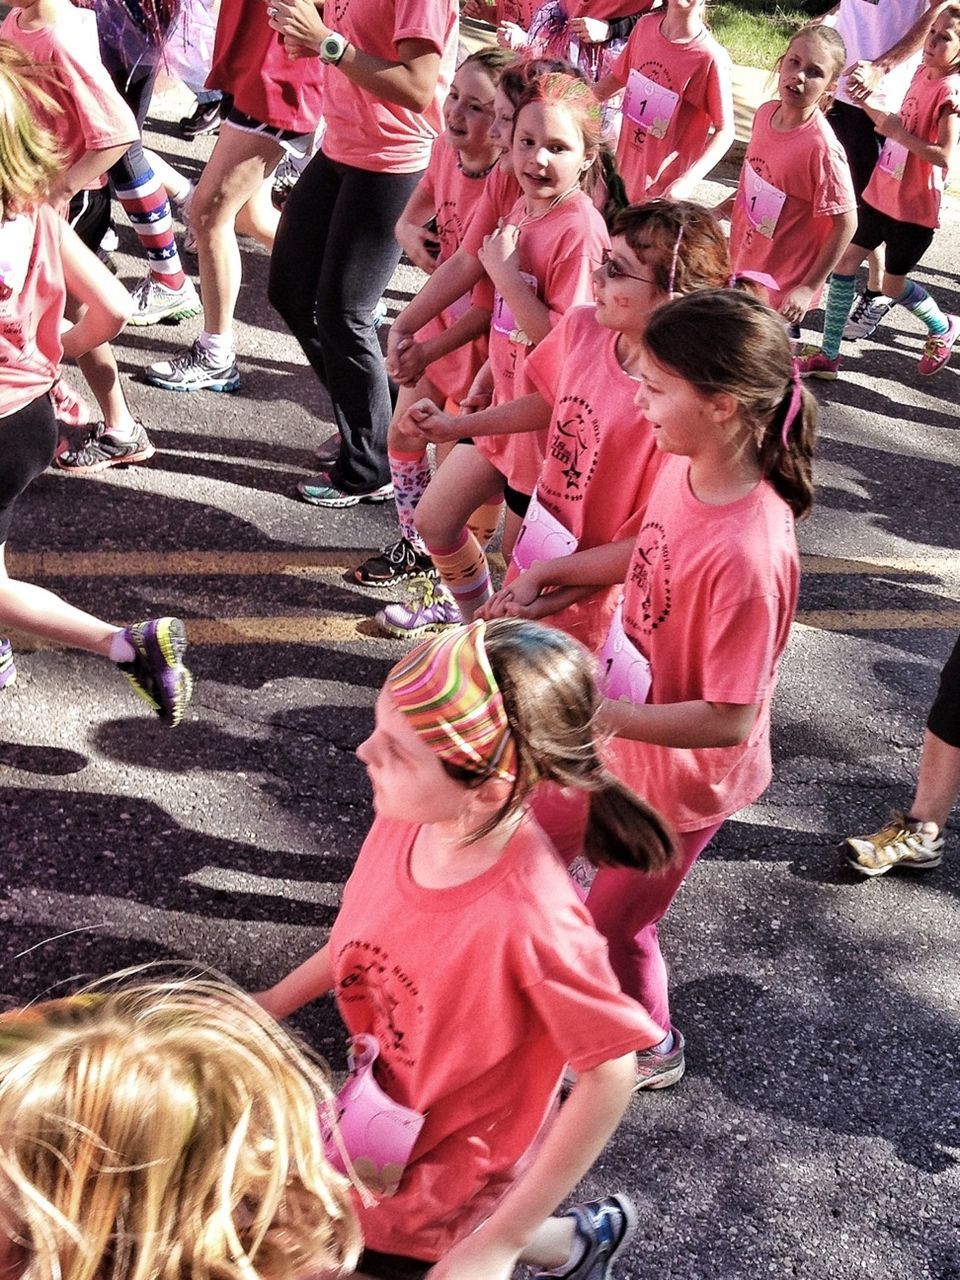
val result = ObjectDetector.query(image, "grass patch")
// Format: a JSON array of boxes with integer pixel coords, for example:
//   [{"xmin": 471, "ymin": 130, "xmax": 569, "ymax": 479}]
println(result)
[{"xmin": 709, "ymin": 1, "xmax": 813, "ymax": 68}]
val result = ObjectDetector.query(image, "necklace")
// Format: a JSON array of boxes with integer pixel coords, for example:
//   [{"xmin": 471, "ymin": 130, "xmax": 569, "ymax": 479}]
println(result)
[
  {"xmin": 515, "ymin": 183, "xmax": 580, "ymax": 232},
  {"xmin": 457, "ymin": 155, "xmax": 498, "ymax": 179}
]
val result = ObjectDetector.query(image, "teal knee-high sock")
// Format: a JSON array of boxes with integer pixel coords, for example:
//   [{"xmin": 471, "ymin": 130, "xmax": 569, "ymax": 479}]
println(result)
[
  {"xmin": 822, "ymin": 273, "xmax": 857, "ymax": 359},
  {"xmin": 896, "ymin": 280, "xmax": 949, "ymax": 335}
]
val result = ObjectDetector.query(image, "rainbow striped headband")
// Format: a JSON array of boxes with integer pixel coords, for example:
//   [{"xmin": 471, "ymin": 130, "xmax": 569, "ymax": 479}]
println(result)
[{"xmin": 387, "ymin": 621, "xmax": 518, "ymax": 784}]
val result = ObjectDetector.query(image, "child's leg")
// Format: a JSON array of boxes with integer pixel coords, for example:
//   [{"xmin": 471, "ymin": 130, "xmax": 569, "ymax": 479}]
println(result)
[
  {"xmin": 883, "ymin": 224, "xmax": 959, "ymax": 373},
  {"xmin": 585, "ymin": 823, "xmax": 723, "ymax": 1030},
  {"xmin": 414, "ymin": 445, "xmax": 506, "ymax": 620},
  {"xmin": 112, "ymin": 141, "xmax": 192, "ymax": 295},
  {"xmin": 797, "ymin": 241, "xmax": 868, "ymax": 376},
  {"xmin": 234, "ymin": 174, "xmax": 282, "ymax": 250}
]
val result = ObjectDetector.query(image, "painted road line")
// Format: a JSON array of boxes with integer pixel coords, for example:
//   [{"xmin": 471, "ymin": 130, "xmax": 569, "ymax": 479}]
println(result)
[
  {"xmin": 795, "ymin": 610, "xmax": 960, "ymax": 632},
  {"xmin": 7, "ymin": 549, "xmax": 955, "ymax": 579}
]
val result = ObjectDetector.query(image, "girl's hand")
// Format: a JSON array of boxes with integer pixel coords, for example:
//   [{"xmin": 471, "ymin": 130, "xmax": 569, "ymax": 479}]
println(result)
[
  {"xmin": 779, "ymin": 285, "xmax": 815, "ymax": 325},
  {"xmin": 461, "ymin": 0, "xmax": 496, "ymax": 17},
  {"xmin": 493, "ymin": 567, "xmax": 545, "ymax": 610},
  {"xmin": 844, "ymin": 59, "xmax": 884, "ymax": 101},
  {"xmin": 458, "ymin": 363, "xmax": 494, "ymax": 414},
  {"xmin": 266, "ymin": 0, "xmax": 327, "ymax": 52},
  {"xmin": 569, "ymin": 15, "xmax": 609, "ymax": 42},
  {"xmin": 497, "ymin": 20, "xmax": 529, "ymax": 49},
  {"xmin": 404, "ymin": 399, "xmax": 459, "ymax": 443},
  {"xmin": 386, "ymin": 328, "xmax": 426, "ymax": 385},
  {"xmin": 478, "ymin": 223, "xmax": 520, "ymax": 289},
  {"xmin": 398, "ymin": 221, "xmax": 441, "ymax": 274}
]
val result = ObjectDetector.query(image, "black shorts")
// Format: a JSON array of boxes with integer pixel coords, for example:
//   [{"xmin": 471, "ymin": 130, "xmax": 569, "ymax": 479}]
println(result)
[
  {"xmin": 67, "ymin": 187, "xmax": 112, "ymax": 253},
  {"xmin": 503, "ymin": 483, "xmax": 531, "ymax": 519},
  {"xmin": 357, "ymin": 1248, "xmax": 432, "ymax": 1280},
  {"xmin": 853, "ymin": 201, "xmax": 935, "ymax": 278},
  {"xmin": 0, "ymin": 394, "xmax": 59, "ymax": 544},
  {"xmin": 927, "ymin": 632, "xmax": 960, "ymax": 749},
  {"xmin": 827, "ymin": 99, "xmax": 883, "ymax": 200}
]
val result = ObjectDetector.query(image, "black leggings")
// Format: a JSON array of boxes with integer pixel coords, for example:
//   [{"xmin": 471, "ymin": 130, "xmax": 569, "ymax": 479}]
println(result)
[
  {"xmin": 928, "ymin": 633, "xmax": 960, "ymax": 750},
  {"xmin": 0, "ymin": 394, "xmax": 59, "ymax": 545},
  {"xmin": 268, "ymin": 150, "xmax": 421, "ymax": 493},
  {"xmin": 98, "ymin": 46, "xmax": 162, "ymax": 196}
]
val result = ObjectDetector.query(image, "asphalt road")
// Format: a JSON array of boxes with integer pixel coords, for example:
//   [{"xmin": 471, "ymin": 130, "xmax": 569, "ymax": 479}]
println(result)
[{"xmin": 1, "ymin": 87, "xmax": 958, "ymax": 1279}]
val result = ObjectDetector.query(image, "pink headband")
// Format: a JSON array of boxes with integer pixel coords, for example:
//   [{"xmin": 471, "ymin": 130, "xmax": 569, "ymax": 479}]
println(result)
[
  {"xmin": 781, "ymin": 362, "xmax": 804, "ymax": 447},
  {"xmin": 387, "ymin": 621, "xmax": 518, "ymax": 783}
]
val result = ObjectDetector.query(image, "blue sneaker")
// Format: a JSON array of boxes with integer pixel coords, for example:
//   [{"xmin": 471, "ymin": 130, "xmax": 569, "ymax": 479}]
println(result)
[
  {"xmin": 530, "ymin": 1194, "xmax": 638, "ymax": 1279},
  {"xmin": 0, "ymin": 639, "xmax": 16, "ymax": 689},
  {"xmin": 118, "ymin": 617, "xmax": 193, "ymax": 727}
]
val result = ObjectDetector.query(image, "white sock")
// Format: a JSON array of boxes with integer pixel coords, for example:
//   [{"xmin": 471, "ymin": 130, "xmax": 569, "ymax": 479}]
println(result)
[
  {"xmin": 198, "ymin": 330, "xmax": 234, "ymax": 365},
  {"xmin": 108, "ymin": 630, "xmax": 135, "ymax": 663}
]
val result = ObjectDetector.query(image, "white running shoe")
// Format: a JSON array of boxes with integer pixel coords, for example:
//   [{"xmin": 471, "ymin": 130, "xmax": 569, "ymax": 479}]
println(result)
[{"xmin": 127, "ymin": 275, "xmax": 202, "ymax": 327}]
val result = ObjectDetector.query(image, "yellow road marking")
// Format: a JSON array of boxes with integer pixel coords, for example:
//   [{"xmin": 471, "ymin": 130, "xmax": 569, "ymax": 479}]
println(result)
[{"xmin": 795, "ymin": 610, "xmax": 960, "ymax": 632}]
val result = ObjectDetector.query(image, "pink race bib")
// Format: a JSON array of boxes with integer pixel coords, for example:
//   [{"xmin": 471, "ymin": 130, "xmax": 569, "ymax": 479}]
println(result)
[
  {"xmin": 511, "ymin": 488, "xmax": 578, "ymax": 572},
  {"xmin": 623, "ymin": 69, "xmax": 679, "ymax": 140},
  {"xmin": 598, "ymin": 601, "xmax": 652, "ymax": 705},
  {"xmin": 493, "ymin": 270, "xmax": 538, "ymax": 342},
  {"xmin": 742, "ymin": 160, "xmax": 787, "ymax": 239},
  {"xmin": 321, "ymin": 1034, "xmax": 426, "ymax": 1198},
  {"xmin": 877, "ymin": 137, "xmax": 908, "ymax": 181}
]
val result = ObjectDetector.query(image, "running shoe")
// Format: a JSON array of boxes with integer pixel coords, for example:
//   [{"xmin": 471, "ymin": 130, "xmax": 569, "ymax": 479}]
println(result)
[
  {"xmin": 118, "ymin": 617, "xmax": 193, "ymax": 727},
  {"xmin": 56, "ymin": 422, "xmax": 156, "ymax": 473},
  {"xmin": 376, "ymin": 577, "xmax": 461, "ymax": 638},
  {"xmin": 145, "ymin": 340, "xmax": 240, "ymax": 393},
  {"xmin": 843, "ymin": 292, "xmax": 894, "ymax": 341},
  {"xmin": 844, "ymin": 810, "xmax": 944, "ymax": 877},
  {"xmin": 918, "ymin": 314, "xmax": 960, "ymax": 376},
  {"xmin": 354, "ymin": 537, "xmax": 437, "ymax": 587},
  {"xmin": 0, "ymin": 639, "xmax": 16, "ymax": 690},
  {"xmin": 127, "ymin": 275, "xmax": 202, "ymax": 327},
  {"xmin": 529, "ymin": 1194, "xmax": 638, "ymax": 1279},
  {"xmin": 795, "ymin": 347, "xmax": 841, "ymax": 380},
  {"xmin": 634, "ymin": 1029, "xmax": 686, "ymax": 1091},
  {"xmin": 298, "ymin": 472, "xmax": 394, "ymax": 508},
  {"xmin": 179, "ymin": 98, "xmax": 222, "ymax": 138}
]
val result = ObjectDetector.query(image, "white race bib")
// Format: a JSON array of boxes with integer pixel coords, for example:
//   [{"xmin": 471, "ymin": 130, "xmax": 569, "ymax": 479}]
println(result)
[
  {"xmin": 623, "ymin": 69, "xmax": 680, "ymax": 140},
  {"xmin": 742, "ymin": 160, "xmax": 787, "ymax": 239},
  {"xmin": 493, "ymin": 270, "xmax": 538, "ymax": 342},
  {"xmin": 877, "ymin": 137, "xmax": 908, "ymax": 181},
  {"xmin": 511, "ymin": 487, "xmax": 578, "ymax": 572},
  {"xmin": 598, "ymin": 601, "xmax": 652, "ymax": 705}
]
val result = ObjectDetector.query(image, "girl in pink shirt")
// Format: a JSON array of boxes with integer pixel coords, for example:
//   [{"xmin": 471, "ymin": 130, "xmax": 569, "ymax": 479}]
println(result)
[
  {"xmin": 0, "ymin": 57, "xmax": 192, "ymax": 723},
  {"xmin": 595, "ymin": 0, "xmax": 735, "ymax": 202},
  {"xmin": 380, "ymin": 72, "xmax": 612, "ymax": 638},
  {"xmin": 488, "ymin": 291, "xmax": 812, "ymax": 1089},
  {"xmin": 798, "ymin": 4, "xmax": 960, "ymax": 379},
  {"xmin": 258, "ymin": 617, "xmax": 674, "ymax": 1280},
  {"xmin": 352, "ymin": 48, "xmax": 513, "ymax": 590},
  {"xmin": 722, "ymin": 26, "xmax": 857, "ymax": 329}
]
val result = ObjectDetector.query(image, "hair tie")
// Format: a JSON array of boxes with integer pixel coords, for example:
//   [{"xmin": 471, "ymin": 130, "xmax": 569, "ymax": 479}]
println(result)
[
  {"xmin": 667, "ymin": 224, "xmax": 684, "ymax": 298},
  {"xmin": 387, "ymin": 621, "xmax": 518, "ymax": 783},
  {"xmin": 727, "ymin": 269, "xmax": 780, "ymax": 294},
  {"xmin": 781, "ymin": 362, "xmax": 804, "ymax": 447}
]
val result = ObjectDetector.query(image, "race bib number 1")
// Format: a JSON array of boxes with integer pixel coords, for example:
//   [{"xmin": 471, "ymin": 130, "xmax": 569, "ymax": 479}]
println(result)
[
  {"xmin": 493, "ymin": 270, "xmax": 538, "ymax": 340},
  {"xmin": 511, "ymin": 487, "xmax": 578, "ymax": 572},
  {"xmin": 598, "ymin": 601, "xmax": 652, "ymax": 706},
  {"xmin": 742, "ymin": 160, "xmax": 787, "ymax": 239},
  {"xmin": 624, "ymin": 69, "xmax": 680, "ymax": 140},
  {"xmin": 877, "ymin": 137, "xmax": 908, "ymax": 181}
]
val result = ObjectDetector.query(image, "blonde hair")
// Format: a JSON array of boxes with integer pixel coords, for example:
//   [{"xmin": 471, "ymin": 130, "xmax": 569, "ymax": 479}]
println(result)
[
  {"xmin": 0, "ymin": 42, "xmax": 65, "ymax": 220},
  {"xmin": 0, "ymin": 972, "xmax": 361, "ymax": 1280}
]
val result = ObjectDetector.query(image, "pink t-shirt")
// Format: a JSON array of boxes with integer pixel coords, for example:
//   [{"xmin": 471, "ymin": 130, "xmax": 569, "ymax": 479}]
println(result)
[
  {"xmin": 416, "ymin": 138, "xmax": 495, "ymax": 401},
  {"xmin": 478, "ymin": 191, "xmax": 610, "ymax": 495},
  {"xmin": 606, "ymin": 454, "xmax": 799, "ymax": 832},
  {"xmin": 729, "ymin": 101, "xmax": 855, "ymax": 309},
  {"xmin": 460, "ymin": 161, "xmax": 523, "ymax": 257},
  {"xmin": 207, "ymin": 0, "xmax": 323, "ymax": 133},
  {"xmin": 863, "ymin": 66, "xmax": 960, "ymax": 229},
  {"xmin": 0, "ymin": 206, "xmax": 65, "ymax": 417},
  {"xmin": 610, "ymin": 14, "xmax": 733, "ymax": 201},
  {"xmin": 321, "ymin": 0, "xmax": 459, "ymax": 174},
  {"xmin": 512, "ymin": 304, "xmax": 664, "ymax": 651},
  {"xmin": 0, "ymin": 6, "xmax": 138, "ymax": 186},
  {"xmin": 329, "ymin": 813, "xmax": 662, "ymax": 1260}
]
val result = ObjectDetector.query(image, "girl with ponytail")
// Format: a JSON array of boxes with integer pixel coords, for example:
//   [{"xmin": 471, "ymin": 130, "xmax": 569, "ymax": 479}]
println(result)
[
  {"xmin": 258, "ymin": 617, "xmax": 673, "ymax": 1280},
  {"xmin": 487, "ymin": 289, "xmax": 812, "ymax": 1090}
]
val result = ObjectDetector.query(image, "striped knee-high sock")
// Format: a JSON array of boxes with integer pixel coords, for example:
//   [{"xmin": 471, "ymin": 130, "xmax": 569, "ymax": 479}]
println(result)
[
  {"xmin": 426, "ymin": 529, "xmax": 491, "ymax": 616},
  {"xmin": 467, "ymin": 497, "xmax": 504, "ymax": 550},
  {"xmin": 388, "ymin": 448, "xmax": 431, "ymax": 553},
  {"xmin": 896, "ymin": 280, "xmax": 949, "ymax": 335},
  {"xmin": 115, "ymin": 168, "xmax": 186, "ymax": 290},
  {"xmin": 821, "ymin": 273, "xmax": 856, "ymax": 359}
]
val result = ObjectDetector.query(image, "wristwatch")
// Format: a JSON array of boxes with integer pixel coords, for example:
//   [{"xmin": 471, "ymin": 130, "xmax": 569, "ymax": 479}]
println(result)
[{"xmin": 320, "ymin": 31, "xmax": 349, "ymax": 64}]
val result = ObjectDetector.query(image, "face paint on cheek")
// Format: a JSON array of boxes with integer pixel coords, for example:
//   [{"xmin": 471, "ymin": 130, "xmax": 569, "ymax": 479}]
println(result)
[{"xmin": 612, "ymin": 291, "xmax": 631, "ymax": 309}]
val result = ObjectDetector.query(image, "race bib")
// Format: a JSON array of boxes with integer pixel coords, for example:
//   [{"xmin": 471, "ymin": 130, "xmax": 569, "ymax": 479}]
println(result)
[
  {"xmin": 741, "ymin": 160, "xmax": 787, "ymax": 239},
  {"xmin": 446, "ymin": 290, "xmax": 473, "ymax": 322},
  {"xmin": 623, "ymin": 69, "xmax": 680, "ymax": 140},
  {"xmin": 321, "ymin": 1034, "xmax": 426, "ymax": 1198},
  {"xmin": 493, "ymin": 269, "xmax": 538, "ymax": 342},
  {"xmin": 598, "ymin": 601, "xmax": 652, "ymax": 705},
  {"xmin": 511, "ymin": 487, "xmax": 578, "ymax": 572},
  {"xmin": 877, "ymin": 137, "xmax": 908, "ymax": 181}
]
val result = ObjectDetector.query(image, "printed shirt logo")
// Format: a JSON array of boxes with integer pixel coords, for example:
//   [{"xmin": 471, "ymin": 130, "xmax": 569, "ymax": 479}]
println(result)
[
  {"xmin": 336, "ymin": 939, "xmax": 425, "ymax": 1077},
  {"xmin": 436, "ymin": 201, "xmax": 465, "ymax": 258},
  {"xmin": 541, "ymin": 393, "xmax": 601, "ymax": 505},
  {"xmin": 623, "ymin": 519, "xmax": 671, "ymax": 637}
]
